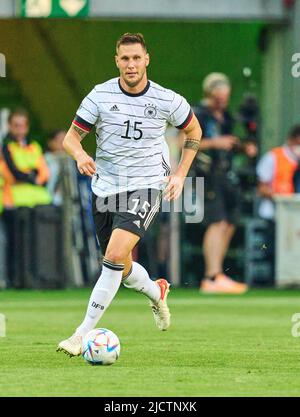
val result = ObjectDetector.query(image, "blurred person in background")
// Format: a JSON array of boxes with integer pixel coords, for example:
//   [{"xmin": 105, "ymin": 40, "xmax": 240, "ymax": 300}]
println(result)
[
  {"xmin": 193, "ymin": 73, "xmax": 257, "ymax": 294},
  {"xmin": 0, "ymin": 150, "xmax": 6, "ymax": 288},
  {"xmin": 0, "ymin": 109, "xmax": 51, "ymax": 209},
  {"xmin": 0, "ymin": 109, "xmax": 51, "ymax": 286},
  {"xmin": 45, "ymin": 129, "xmax": 67, "ymax": 206},
  {"xmin": 257, "ymin": 124, "xmax": 300, "ymax": 220}
]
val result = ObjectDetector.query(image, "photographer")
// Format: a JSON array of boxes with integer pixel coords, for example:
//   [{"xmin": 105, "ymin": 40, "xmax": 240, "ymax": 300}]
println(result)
[{"xmin": 194, "ymin": 73, "xmax": 257, "ymax": 294}]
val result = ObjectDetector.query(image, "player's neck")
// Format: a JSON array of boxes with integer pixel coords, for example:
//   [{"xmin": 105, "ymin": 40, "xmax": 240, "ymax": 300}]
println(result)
[{"xmin": 119, "ymin": 75, "xmax": 149, "ymax": 95}]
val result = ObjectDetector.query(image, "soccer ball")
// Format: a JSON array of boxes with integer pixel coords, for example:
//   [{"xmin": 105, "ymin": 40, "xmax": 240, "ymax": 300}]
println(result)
[{"xmin": 82, "ymin": 328, "xmax": 120, "ymax": 366}]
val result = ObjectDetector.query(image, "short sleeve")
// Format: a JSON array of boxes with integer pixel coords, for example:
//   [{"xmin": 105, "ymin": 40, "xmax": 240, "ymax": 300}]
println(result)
[
  {"xmin": 256, "ymin": 152, "xmax": 275, "ymax": 183},
  {"xmin": 168, "ymin": 92, "xmax": 193, "ymax": 129},
  {"xmin": 73, "ymin": 88, "xmax": 99, "ymax": 132}
]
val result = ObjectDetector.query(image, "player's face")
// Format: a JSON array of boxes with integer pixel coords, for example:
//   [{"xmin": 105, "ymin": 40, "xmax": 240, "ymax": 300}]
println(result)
[
  {"xmin": 115, "ymin": 43, "xmax": 149, "ymax": 88},
  {"xmin": 9, "ymin": 115, "xmax": 29, "ymax": 140},
  {"xmin": 210, "ymin": 86, "xmax": 231, "ymax": 111}
]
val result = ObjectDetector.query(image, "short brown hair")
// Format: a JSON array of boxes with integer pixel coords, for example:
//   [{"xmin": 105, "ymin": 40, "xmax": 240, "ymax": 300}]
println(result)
[
  {"xmin": 116, "ymin": 33, "xmax": 147, "ymax": 53},
  {"xmin": 8, "ymin": 108, "xmax": 29, "ymax": 123}
]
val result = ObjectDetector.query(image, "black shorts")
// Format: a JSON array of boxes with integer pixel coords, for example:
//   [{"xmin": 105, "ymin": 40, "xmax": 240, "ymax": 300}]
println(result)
[
  {"xmin": 203, "ymin": 173, "xmax": 241, "ymax": 226},
  {"xmin": 92, "ymin": 188, "xmax": 162, "ymax": 254}
]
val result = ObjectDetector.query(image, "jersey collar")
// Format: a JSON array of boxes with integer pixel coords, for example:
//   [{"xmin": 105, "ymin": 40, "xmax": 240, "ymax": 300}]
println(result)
[{"xmin": 118, "ymin": 78, "xmax": 150, "ymax": 97}]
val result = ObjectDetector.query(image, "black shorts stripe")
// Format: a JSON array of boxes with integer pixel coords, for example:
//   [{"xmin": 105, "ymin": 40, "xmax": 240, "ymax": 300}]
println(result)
[{"xmin": 144, "ymin": 192, "xmax": 162, "ymax": 230}]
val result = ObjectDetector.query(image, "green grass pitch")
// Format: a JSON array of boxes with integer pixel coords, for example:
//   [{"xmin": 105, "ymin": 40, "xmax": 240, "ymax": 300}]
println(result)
[{"xmin": 1, "ymin": 287, "xmax": 300, "ymax": 397}]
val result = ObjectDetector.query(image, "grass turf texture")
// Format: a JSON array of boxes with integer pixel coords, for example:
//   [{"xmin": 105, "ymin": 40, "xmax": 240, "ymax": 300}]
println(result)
[{"xmin": 0, "ymin": 288, "xmax": 300, "ymax": 397}]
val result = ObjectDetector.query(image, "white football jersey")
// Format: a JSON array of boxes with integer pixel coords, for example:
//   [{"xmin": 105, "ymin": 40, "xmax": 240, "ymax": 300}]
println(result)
[{"xmin": 74, "ymin": 77, "xmax": 192, "ymax": 197}]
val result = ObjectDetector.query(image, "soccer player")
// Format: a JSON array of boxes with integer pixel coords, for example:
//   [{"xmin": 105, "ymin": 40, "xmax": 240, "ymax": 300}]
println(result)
[{"xmin": 57, "ymin": 33, "xmax": 202, "ymax": 356}]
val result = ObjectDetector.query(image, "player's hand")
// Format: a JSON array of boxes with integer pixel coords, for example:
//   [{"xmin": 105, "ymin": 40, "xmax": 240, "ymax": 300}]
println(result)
[
  {"xmin": 163, "ymin": 174, "xmax": 185, "ymax": 201},
  {"xmin": 76, "ymin": 151, "xmax": 96, "ymax": 177},
  {"xmin": 212, "ymin": 135, "xmax": 239, "ymax": 151}
]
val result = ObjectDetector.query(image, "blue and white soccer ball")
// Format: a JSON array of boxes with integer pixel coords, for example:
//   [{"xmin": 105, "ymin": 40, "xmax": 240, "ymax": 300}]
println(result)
[{"xmin": 82, "ymin": 328, "xmax": 121, "ymax": 366}]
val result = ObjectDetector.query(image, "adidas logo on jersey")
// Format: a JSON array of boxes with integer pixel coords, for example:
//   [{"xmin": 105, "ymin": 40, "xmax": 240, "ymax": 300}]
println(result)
[
  {"xmin": 110, "ymin": 105, "xmax": 120, "ymax": 111},
  {"xmin": 133, "ymin": 220, "xmax": 141, "ymax": 228}
]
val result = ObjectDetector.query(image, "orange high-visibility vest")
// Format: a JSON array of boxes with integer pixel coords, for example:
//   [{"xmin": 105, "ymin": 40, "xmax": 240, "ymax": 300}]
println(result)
[{"xmin": 271, "ymin": 147, "xmax": 298, "ymax": 194}]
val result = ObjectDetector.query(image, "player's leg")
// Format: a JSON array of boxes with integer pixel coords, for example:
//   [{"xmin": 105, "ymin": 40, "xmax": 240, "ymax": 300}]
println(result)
[
  {"xmin": 57, "ymin": 193, "xmax": 131, "ymax": 356},
  {"xmin": 75, "ymin": 228, "xmax": 139, "ymax": 335},
  {"xmin": 122, "ymin": 259, "xmax": 170, "ymax": 330},
  {"xmin": 116, "ymin": 189, "xmax": 170, "ymax": 330},
  {"xmin": 57, "ymin": 228, "xmax": 139, "ymax": 356},
  {"xmin": 122, "ymin": 251, "xmax": 160, "ymax": 303}
]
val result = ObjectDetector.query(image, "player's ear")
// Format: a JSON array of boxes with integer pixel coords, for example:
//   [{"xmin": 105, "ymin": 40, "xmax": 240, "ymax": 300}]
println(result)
[
  {"xmin": 115, "ymin": 55, "xmax": 119, "ymax": 68},
  {"xmin": 145, "ymin": 53, "xmax": 150, "ymax": 67}
]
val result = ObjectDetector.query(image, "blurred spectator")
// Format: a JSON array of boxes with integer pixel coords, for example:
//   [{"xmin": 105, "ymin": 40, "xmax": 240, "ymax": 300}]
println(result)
[
  {"xmin": 0, "ymin": 109, "xmax": 51, "ymax": 287},
  {"xmin": 193, "ymin": 73, "xmax": 256, "ymax": 294},
  {"xmin": 257, "ymin": 124, "xmax": 300, "ymax": 220},
  {"xmin": 0, "ymin": 150, "xmax": 7, "ymax": 288},
  {"xmin": 44, "ymin": 129, "xmax": 67, "ymax": 206},
  {"xmin": 0, "ymin": 149, "xmax": 3, "ymax": 214},
  {"xmin": 0, "ymin": 109, "xmax": 51, "ymax": 208}
]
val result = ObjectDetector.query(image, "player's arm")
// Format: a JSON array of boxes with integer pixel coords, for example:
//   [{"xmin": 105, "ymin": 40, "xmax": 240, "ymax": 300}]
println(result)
[
  {"xmin": 63, "ymin": 123, "xmax": 96, "ymax": 177},
  {"xmin": 164, "ymin": 113, "xmax": 202, "ymax": 201}
]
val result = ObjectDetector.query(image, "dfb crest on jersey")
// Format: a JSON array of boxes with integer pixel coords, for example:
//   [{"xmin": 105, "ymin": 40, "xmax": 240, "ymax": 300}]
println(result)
[{"xmin": 144, "ymin": 104, "xmax": 157, "ymax": 118}]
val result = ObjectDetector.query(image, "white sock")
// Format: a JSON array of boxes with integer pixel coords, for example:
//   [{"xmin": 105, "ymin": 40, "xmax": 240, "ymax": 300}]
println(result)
[
  {"xmin": 122, "ymin": 261, "xmax": 160, "ymax": 303},
  {"xmin": 75, "ymin": 259, "xmax": 124, "ymax": 337}
]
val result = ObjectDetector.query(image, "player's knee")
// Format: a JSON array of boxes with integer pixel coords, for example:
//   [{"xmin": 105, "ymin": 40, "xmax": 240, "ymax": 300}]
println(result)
[{"xmin": 104, "ymin": 248, "xmax": 127, "ymax": 265}]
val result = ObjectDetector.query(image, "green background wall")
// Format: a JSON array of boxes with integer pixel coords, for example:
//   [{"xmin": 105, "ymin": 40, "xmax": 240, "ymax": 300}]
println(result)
[{"xmin": 0, "ymin": 19, "xmax": 263, "ymax": 152}]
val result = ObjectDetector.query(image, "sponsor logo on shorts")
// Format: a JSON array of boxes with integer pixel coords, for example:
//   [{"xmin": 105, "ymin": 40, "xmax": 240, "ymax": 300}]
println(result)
[{"xmin": 133, "ymin": 220, "xmax": 141, "ymax": 228}]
